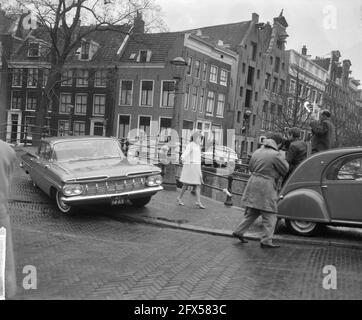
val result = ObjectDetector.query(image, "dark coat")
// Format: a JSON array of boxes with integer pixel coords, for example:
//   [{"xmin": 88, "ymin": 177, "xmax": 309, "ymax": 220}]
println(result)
[
  {"xmin": 242, "ymin": 139, "xmax": 289, "ymax": 213},
  {"xmin": 310, "ymin": 118, "xmax": 336, "ymax": 152},
  {"xmin": 286, "ymin": 140, "xmax": 308, "ymax": 172}
]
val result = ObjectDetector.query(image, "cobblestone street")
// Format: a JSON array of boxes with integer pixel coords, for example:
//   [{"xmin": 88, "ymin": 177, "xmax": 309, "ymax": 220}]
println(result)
[{"xmin": 6, "ymin": 154, "xmax": 362, "ymax": 299}]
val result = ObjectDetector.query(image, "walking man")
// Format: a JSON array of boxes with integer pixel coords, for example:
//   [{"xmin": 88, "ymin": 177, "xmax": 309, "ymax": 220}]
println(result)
[
  {"xmin": 310, "ymin": 109, "xmax": 336, "ymax": 153},
  {"xmin": 0, "ymin": 140, "xmax": 17, "ymax": 299},
  {"xmin": 232, "ymin": 133, "xmax": 289, "ymax": 248}
]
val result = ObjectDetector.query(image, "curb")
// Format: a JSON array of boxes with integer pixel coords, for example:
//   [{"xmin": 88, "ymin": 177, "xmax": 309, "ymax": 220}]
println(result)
[{"xmin": 109, "ymin": 213, "xmax": 362, "ymax": 250}]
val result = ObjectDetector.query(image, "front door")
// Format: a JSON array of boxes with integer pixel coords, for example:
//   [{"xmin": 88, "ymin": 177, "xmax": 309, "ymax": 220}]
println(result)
[
  {"xmin": 322, "ymin": 153, "xmax": 362, "ymax": 222},
  {"xmin": 90, "ymin": 119, "xmax": 105, "ymax": 136},
  {"xmin": 6, "ymin": 112, "xmax": 21, "ymax": 144}
]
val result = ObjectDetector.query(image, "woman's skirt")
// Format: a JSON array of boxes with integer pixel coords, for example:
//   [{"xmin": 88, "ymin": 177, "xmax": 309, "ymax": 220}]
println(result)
[{"xmin": 179, "ymin": 163, "xmax": 202, "ymax": 186}]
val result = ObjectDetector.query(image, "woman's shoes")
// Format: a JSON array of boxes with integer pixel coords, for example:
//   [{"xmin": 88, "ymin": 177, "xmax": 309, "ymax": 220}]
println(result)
[
  {"xmin": 195, "ymin": 202, "xmax": 206, "ymax": 209},
  {"xmin": 177, "ymin": 197, "xmax": 184, "ymax": 206}
]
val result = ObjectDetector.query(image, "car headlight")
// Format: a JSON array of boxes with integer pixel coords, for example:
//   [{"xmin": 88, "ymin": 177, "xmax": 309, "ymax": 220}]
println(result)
[
  {"xmin": 146, "ymin": 175, "xmax": 163, "ymax": 186},
  {"xmin": 63, "ymin": 184, "xmax": 84, "ymax": 196}
]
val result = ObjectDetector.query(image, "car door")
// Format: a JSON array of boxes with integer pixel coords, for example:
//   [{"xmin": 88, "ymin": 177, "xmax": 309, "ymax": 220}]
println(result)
[
  {"xmin": 321, "ymin": 153, "xmax": 362, "ymax": 222},
  {"xmin": 31, "ymin": 142, "xmax": 51, "ymax": 192}
]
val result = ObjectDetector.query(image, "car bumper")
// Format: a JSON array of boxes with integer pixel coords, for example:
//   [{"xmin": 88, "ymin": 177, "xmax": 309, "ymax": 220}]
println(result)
[{"xmin": 61, "ymin": 186, "xmax": 163, "ymax": 205}]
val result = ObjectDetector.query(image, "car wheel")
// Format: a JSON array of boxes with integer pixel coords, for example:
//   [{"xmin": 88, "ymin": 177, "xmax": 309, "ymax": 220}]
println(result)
[
  {"xmin": 55, "ymin": 190, "xmax": 77, "ymax": 215},
  {"xmin": 130, "ymin": 197, "xmax": 151, "ymax": 208},
  {"xmin": 285, "ymin": 219, "xmax": 322, "ymax": 236}
]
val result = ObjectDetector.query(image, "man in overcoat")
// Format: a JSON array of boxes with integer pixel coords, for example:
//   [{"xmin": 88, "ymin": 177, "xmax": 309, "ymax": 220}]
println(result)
[
  {"xmin": 0, "ymin": 140, "xmax": 17, "ymax": 298},
  {"xmin": 310, "ymin": 109, "xmax": 336, "ymax": 153},
  {"xmin": 232, "ymin": 133, "xmax": 289, "ymax": 248}
]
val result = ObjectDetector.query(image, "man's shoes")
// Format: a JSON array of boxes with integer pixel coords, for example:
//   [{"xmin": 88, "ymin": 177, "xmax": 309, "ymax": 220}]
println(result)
[
  {"xmin": 260, "ymin": 242, "xmax": 280, "ymax": 249},
  {"xmin": 232, "ymin": 232, "xmax": 248, "ymax": 243}
]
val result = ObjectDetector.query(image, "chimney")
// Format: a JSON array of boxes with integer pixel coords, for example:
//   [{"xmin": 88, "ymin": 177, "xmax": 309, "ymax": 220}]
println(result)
[
  {"xmin": 133, "ymin": 11, "xmax": 145, "ymax": 34},
  {"xmin": 252, "ymin": 13, "xmax": 259, "ymax": 23},
  {"xmin": 301, "ymin": 45, "xmax": 307, "ymax": 56}
]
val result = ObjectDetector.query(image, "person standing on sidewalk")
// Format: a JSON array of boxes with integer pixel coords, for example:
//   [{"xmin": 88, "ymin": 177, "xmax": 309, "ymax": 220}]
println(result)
[
  {"xmin": 0, "ymin": 140, "xmax": 17, "ymax": 298},
  {"xmin": 177, "ymin": 131, "xmax": 205, "ymax": 209},
  {"xmin": 232, "ymin": 133, "xmax": 289, "ymax": 248},
  {"xmin": 309, "ymin": 109, "xmax": 336, "ymax": 153}
]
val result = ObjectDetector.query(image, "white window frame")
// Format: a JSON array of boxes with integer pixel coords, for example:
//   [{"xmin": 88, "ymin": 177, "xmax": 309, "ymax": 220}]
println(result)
[
  {"xmin": 10, "ymin": 91, "xmax": 21, "ymax": 110},
  {"xmin": 119, "ymin": 80, "xmax": 134, "ymax": 106},
  {"xmin": 199, "ymin": 88, "xmax": 205, "ymax": 113},
  {"xmin": 216, "ymin": 93, "xmax": 225, "ymax": 118},
  {"xmin": 59, "ymin": 93, "xmax": 72, "ymax": 114},
  {"xmin": 73, "ymin": 121, "xmax": 86, "ymax": 136},
  {"xmin": 74, "ymin": 93, "xmax": 87, "ymax": 115},
  {"xmin": 75, "ymin": 70, "xmax": 89, "ymax": 87},
  {"xmin": 25, "ymin": 91, "xmax": 37, "ymax": 111},
  {"xmin": 12, "ymin": 69, "xmax": 23, "ymax": 87},
  {"xmin": 206, "ymin": 90, "xmax": 215, "ymax": 115},
  {"xmin": 137, "ymin": 115, "xmax": 152, "ymax": 137},
  {"xmin": 159, "ymin": 116, "xmax": 173, "ymax": 142},
  {"xmin": 194, "ymin": 59, "xmax": 201, "ymax": 78},
  {"xmin": 202, "ymin": 63, "xmax": 208, "ymax": 81},
  {"xmin": 209, "ymin": 65, "xmax": 218, "ymax": 83},
  {"xmin": 61, "ymin": 70, "xmax": 73, "ymax": 87},
  {"xmin": 186, "ymin": 57, "xmax": 193, "ymax": 76},
  {"xmin": 28, "ymin": 42, "xmax": 40, "ymax": 57},
  {"xmin": 220, "ymin": 69, "xmax": 228, "ymax": 86},
  {"xmin": 191, "ymin": 86, "xmax": 198, "ymax": 112},
  {"xmin": 139, "ymin": 80, "xmax": 154, "ymax": 107},
  {"xmin": 27, "ymin": 68, "xmax": 38, "ymax": 88},
  {"xmin": 58, "ymin": 120, "xmax": 70, "ymax": 136},
  {"xmin": 117, "ymin": 114, "xmax": 132, "ymax": 139},
  {"xmin": 160, "ymin": 80, "xmax": 175, "ymax": 108},
  {"xmin": 184, "ymin": 84, "xmax": 190, "ymax": 110},
  {"xmin": 94, "ymin": 70, "xmax": 107, "ymax": 88},
  {"xmin": 42, "ymin": 68, "xmax": 49, "ymax": 88},
  {"xmin": 92, "ymin": 94, "xmax": 106, "ymax": 116}
]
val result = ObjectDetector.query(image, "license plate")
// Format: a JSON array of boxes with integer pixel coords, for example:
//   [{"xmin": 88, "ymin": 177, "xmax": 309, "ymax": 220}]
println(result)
[{"xmin": 111, "ymin": 196, "xmax": 126, "ymax": 206}]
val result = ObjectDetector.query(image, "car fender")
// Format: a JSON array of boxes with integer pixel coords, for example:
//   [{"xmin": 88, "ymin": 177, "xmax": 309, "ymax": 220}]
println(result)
[{"xmin": 277, "ymin": 188, "xmax": 330, "ymax": 223}]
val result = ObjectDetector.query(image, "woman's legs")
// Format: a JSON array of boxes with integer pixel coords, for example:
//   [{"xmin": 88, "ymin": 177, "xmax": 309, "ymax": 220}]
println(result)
[
  {"xmin": 177, "ymin": 185, "xmax": 187, "ymax": 205},
  {"xmin": 195, "ymin": 185, "xmax": 205, "ymax": 208}
]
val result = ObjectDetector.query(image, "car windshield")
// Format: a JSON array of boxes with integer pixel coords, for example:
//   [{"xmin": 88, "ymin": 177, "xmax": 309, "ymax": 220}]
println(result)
[{"xmin": 53, "ymin": 139, "xmax": 125, "ymax": 162}]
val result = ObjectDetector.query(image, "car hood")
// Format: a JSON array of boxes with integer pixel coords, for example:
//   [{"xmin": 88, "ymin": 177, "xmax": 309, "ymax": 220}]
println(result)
[{"xmin": 53, "ymin": 158, "xmax": 161, "ymax": 182}]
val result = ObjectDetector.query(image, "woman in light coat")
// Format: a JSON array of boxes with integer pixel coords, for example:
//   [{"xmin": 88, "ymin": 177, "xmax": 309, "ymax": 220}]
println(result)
[{"xmin": 177, "ymin": 131, "xmax": 205, "ymax": 209}]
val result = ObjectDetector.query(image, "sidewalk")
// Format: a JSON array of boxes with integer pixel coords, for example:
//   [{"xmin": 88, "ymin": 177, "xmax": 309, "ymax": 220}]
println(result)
[{"xmin": 107, "ymin": 189, "xmax": 362, "ymax": 250}]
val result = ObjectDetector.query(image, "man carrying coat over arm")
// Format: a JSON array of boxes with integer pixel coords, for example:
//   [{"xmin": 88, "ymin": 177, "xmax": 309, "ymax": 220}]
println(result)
[{"xmin": 232, "ymin": 133, "xmax": 289, "ymax": 248}]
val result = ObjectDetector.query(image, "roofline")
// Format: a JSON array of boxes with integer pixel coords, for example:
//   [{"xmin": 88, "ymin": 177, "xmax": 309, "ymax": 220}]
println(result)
[{"xmin": 287, "ymin": 49, "xmax": 330, "ymax": 74}]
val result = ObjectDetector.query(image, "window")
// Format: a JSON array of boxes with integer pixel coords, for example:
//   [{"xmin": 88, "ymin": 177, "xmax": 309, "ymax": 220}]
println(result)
[
  {"xmin": 199, "ymin": 88, "xmax": 205, "ymax": 113},
  {"xmin": 58, "ymin": 120, "xmax": 69, "ymax": 136},
  {"xmin": 247, "ymin": 66, "xmax": 254, "ymax": 85},
  {"xmin": 297, "ymin": 84, "xmax": 302, "ymax": 97},
  {"xmin": 239, "ymin": 86, "xmax": 243, "ymax": 97},
  {"xmin": 262, "ymin": 101, "xmax": 269, "ymax": 130},
  {"xmin": 209, "ymin": 65, "xmax": 218, "ymax": 83},
  {"xmin": 265, "ymin": 73, "xmax": 271, "ymax": 90},
  {"xmin": 42, "ymin": 69, "xmax": 49, "ymax": 87},
  {"xmin": 73, "ymin": 121, "xmax": 86, "ymax": 136},
  {"xmin": 27, "ymin": 68, "xmax": 38, "ymax": 87},
  {"xmin": 94, "ymin": 70, "xmax": 107, "ymax": 87},
  {"xmin": 216, "ymin": 93, "xmax": 225, "ymax": 117},
  {"xmin": 61, "ymin": 70, "xmax": 73, "ymax": 86},
  {"xmin": 194, "ymin": 60, "xmax": 201, "ymax": 78},
  {"xmin": 118, "ymin": 115, "xmax": 130, "ymax": 139},
  {"xmin": 24, "ymin": 116, "xmax": 36, "ymax": 139},
  {"xmin": 290, "ymin": 80, "xmax": 296, "ymax": 93},
  {"xmin": 186, "ymin": 57, "xmax": 193, "ymax": 75},
  {"xmin": 184, "ymin": 84, "xmax": 190, "ymax": 110},
  {"xmin": 326, "ymin": 156, "xmax": 362, "ymax": 181},
  {"xmin": 242, "ymin": 63, "xmax": 246, "ymax": 73},
  {"xmin": 59, "ymin": 93, "xmax": 72, "ymax": 114},
  {"xmin": 206, "ymin": 91, "xmax": 215, "ymax": 115},
  {"xmin": 274, "ymin": 57, "xmax": 280, "ymax": 73},
  {"xmin": 272, "ymin": 77, "xmax": 278, "ymax": 93},
  {"xmin": 220, "ymin": 69, "xmax": 228, "ymax": 86},
  {"xmin": 252, "ymin": 115, "xmax": 256, "ymax": 126},
  {"xmin": 140, "ymin": 80, "xmax": 154, "ymax": 106},
  {"xmin": 139, "ymin": 116, "xmax": 151, "ymax": 137},
  {"xmin": 255, "ymin": 92, "xmax": 258, "ymax": 101},
  {"xmin": 257, "ymin": 69, "xmax": 260, "ymax": 79},
  {"xmin": 159, "ymin": 117, "xmax": 172, "ymax": 142},
  {"xmin": 76, "ymin": 70, "xmax": 89, "ymax": 87},
  {"xmin": 277, "ymin": 40, "xmax": 283, "ymax": 50},
  {"xmin": 270, "ymin": 56, "xmax": 273, "ymax": 65},
  {"xmin": 26, "ymin": 92, "xmax": 37, "ymax": 111},
  {"xmin": 245, "ymin": 89, "xmax": 252, "ymax": 108},
  {"xmin": 12, "ymin": 69, "xmax": 23, "ymax": 87},
  {"xmin": 237, "ymin": 111, "xmax": 241, "ymax": 123},
  {"xmin": 93, "ymin": 94, "xmax": 106, "ymax": 116},
  {"xmin": 191, "ymin": 87, "xmax": 198, "ymax": 111},
  {"xmin": 119, "ymin": 80, "xmax": 133, "ymax": 106},
  {"xmin": 80, "ymin": 41, "xmax": 90, "ymax": 60},
  {"xmin": 279, "ymin": 79, "xmax": 285, "ymax": 94},
  {"xmin": 251, "ymin": 42, "xmax": 257, "ymax": 61},
  {"xmin": 270, "ymin": 104, "xmax": 276, "ymax": 130},
  {"xmin": 161, "ymin": 81, "xmax": 175, "ymax": 107},
  {"xmin": 316, "ymin": 92, "xmax": 322, "ymax": 104},
  {"xmin": 202, "ymin": 63, "xmax": 208, "ymax": 80},
  {"xmin": 139, "ymin": 50, "xmax": 148, "ymax": 63},
  {"xmin": 75, "ymin": 94, "xmax": 87, "ymax": 115},
  {"xmin": 28, "ymin": 42, "xmax": 40, "ymax": 57},
  {"xmin": 11, "ymin": 91, "xmax": 21, "ymax": 110},
  {"xmin": 311, "ymin": 90, "xmax": 317, "ymax": 102}
]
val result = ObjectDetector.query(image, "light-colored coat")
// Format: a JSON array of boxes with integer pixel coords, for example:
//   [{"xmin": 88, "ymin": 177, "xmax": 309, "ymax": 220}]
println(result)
[
  {"xmin": 0, "ymin": 140, "xmax": 17, "ymax": 299},
  {"xmin": 242, "ymin": 139, "xmax": 289, "ymax": 213},
  {"xmin": 179, "ymin": 142, "xmax": 202, "ymax": 185}
]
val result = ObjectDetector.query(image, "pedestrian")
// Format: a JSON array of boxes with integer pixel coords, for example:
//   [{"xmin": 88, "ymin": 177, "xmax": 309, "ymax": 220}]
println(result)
[
  {"xmin": 232, "ymin": 133, "xmax": 289, "ymax": 248},
  {"xmin": 0, "ymin": 140, "xmax": 17, "ymax": 299},
  {"xmin": 283, "ymin": 127, "xmax": 308, "ymax": 183},
  {"xmin": 177, "ymin": 131, "xmax": 205, "ymax": 209},
  {"xmin": 309, "ymin": 109, "xmax": 336, "ymax": 153}
]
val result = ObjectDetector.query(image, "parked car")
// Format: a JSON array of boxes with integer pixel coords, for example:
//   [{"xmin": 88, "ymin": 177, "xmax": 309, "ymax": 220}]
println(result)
[
  {"xmin": 202, "ymin": 146, "xmax": 238, "ymax": 166},
  {"xmin": 278, "ymin": 147, "xmax": 362, "ymax": 236},
  {"xmin": 20, "ymin": 136, "xmax": 163, "ymax": 214}
]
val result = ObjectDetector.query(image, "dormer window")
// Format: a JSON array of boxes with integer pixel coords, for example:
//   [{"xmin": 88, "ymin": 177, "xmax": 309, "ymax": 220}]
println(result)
[
  {"xmin": 79, "ymin": 40, "xmax": 100, "ymax": 61},
  {"xmin": 137, "ymin": 50, "xmax": 152, "ymax": 63},
  {"xmin": 28, "ymin": 42, "xmax": 40, "ymax": 57},
  {"xmin": 80, "ymin": 41, "xmax": 90, "ymax": 60}
]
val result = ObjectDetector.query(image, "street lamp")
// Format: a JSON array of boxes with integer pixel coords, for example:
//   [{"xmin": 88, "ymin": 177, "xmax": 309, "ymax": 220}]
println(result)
[{"xmin": 243, "ymin": 109, "xmax": 252, "ymax": 159}]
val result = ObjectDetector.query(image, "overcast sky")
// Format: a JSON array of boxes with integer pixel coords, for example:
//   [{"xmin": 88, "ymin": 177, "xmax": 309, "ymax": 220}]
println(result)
[{"xmin": 155, "ymin": 0, "xmax": 362, "ymax": 85}]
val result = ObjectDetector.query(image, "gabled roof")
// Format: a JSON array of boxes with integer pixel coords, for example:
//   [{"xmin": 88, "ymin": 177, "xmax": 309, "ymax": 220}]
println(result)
[{"xmin": 119, "ymin": 32, "xmax": 183, "ymax": 63}]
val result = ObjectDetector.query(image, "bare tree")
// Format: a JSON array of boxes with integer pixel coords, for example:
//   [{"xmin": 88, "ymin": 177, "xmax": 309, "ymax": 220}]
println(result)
[{"xmin": 4, "ymin": 0, "xmax": 166, "ymax": 144}]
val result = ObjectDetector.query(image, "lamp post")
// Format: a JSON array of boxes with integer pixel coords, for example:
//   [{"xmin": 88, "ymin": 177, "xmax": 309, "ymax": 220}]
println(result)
[{"xmin": 243, "ymin": 109, "xmax": 252, "ymax": 159}]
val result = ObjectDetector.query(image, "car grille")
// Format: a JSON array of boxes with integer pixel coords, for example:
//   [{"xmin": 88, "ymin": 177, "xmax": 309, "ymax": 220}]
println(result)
[{"xmin": 83, "ymin": 177, "xmax": 147, "ymax": 196}]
